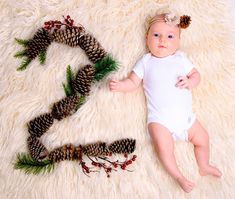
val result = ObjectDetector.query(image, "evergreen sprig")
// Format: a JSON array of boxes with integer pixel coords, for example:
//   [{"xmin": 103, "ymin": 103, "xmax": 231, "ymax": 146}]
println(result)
[
  {"xmin": 14, "ymin": 50, "xmax": 27, "ymax": 58},
  {"xmin": 15, "ymin": 38, "xmax": 29, "ymax": 46},
  {"xmin": 63, "ymin": 65, "xmax": 75, "ymax": 96},
  {"xmin": 75, "ymin": 95, "xmax": 86, "ymax": 111},
  {"xmin": 38, "ymin": 51, "xmax": 47, "ymax": 64},
  {"xmin": 17, "ymin": 58, "xmax": 32, "ymax": 71},
  {"xmin": 94, "ymin": 55, "xmax": 118, "ymax": 81},
  {"xmin": 14, "ymin": 153, "xmax": 55, "ymax": 175}
]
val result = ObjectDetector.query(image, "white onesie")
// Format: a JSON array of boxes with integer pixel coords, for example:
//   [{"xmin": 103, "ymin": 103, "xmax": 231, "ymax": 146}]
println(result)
[{"xmin": 133, "ymin": 51, "xmax": 196, "ymax": 141}]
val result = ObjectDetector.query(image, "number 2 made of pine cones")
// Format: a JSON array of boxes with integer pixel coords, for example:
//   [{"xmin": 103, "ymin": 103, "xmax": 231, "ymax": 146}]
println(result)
[
  {"xmin": 13, "ymin": 15, "xmax": 138, "ymax": 178},
  {"xmin": 14, "ymin": 15, "xmax": 113, "ymax": 71}
]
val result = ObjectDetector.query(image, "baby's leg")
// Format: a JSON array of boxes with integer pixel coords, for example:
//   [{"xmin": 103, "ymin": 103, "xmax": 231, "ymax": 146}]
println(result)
[
  {"xmin": 149, "ymin": 122, "xmax": 194, "ymax": 193},
  {"xmin": 188, "ymin": 120, "xmax": 222, "ymax": 177}
]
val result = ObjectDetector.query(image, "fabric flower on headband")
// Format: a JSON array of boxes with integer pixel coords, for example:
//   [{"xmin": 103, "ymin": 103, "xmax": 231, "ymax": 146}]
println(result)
[
  {"xmin": 164, "ymin": 12, "xmax": 191, "ymax": 29},
  {"xmin": 164, "ymin": 13, "xmax": 180, "ymax": 26}
]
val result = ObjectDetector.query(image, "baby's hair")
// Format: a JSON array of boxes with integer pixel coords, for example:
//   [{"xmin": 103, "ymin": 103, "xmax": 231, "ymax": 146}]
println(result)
[{"xmin": 146, "ymin": 9, "xmax": 191, "ymax": 34}]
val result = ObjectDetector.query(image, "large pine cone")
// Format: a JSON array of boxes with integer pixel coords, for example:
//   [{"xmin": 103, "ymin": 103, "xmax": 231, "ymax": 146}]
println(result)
[
  {"xmin": 27, "ymin": 113, "xmax": 54, "ymax": 137},
  {"xmin": 72, "ymin": 64, "xmax": 95, "ymax": 96},
  {"xmin": 78, "ymin": 33, "xmax": 107, "ymax": 63},
  {"xmin": 26, "ymin": 28, "xmax": 52, "ymax": 59},
  {"xmin": 52, "ymin": 27, "xmax": 85, "ymax": 47},
  {"xmin": 108, "ymin": 139, "xmax": 136, "ymax": 154},
  {"xmin": 82, "ymin": 142, "xmax": 109, "ymax": 157},
  {"xmin": 51, "ymin": 94, "xmax": 80, "ymax": 120},
  {"xmin": 48, "ymin": 144, "xmax": 82, "ymax": 162},
  {"xmin": 27, "ymin": 136, "xmax": 48, "ymax": 160}
]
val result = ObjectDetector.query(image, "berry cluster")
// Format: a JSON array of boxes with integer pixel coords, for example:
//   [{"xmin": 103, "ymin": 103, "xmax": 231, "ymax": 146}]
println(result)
[
  {"xmin": 44, "ymin": 15, "xmax": 83, "ymax": 33},
  {"xmin": 80, "ymin": 154, "xmax": 137, "ymax": 178}
]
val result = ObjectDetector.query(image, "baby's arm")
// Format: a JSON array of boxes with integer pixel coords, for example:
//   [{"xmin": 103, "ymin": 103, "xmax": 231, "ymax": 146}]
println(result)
[
  {"xmin": 176, "ymin": 68, "xmax": 201, "ymax": 89},
  {"xmin": 109, "ymin": 72, "xmax": 142, "ymax": 92}
]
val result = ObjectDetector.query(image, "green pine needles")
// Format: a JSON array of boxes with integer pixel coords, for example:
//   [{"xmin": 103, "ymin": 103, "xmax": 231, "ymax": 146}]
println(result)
[
  {"xmin": 14, "ymin": 38, "xmax": 31, "ymax": 71},
  {"xmin": 94, "ymin": 55, "xmax": 118, "ymax": 81},
  {"xmin": 38, "ymin": 50, "xmax": 47, "ymax": 65},
  {"xmin": 63, "ymin": 65, "xmax": 75, "ymax": 97},
  {"xmin": 15, "ymin": 38, "xmax": 29, "ymax": 47},
  {"xmin": 14, "ymin": 153, "xmax": 55, "ymax": 175}
]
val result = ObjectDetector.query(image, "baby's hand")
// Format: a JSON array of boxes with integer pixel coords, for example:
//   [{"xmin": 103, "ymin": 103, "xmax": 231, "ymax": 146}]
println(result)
[
  {"xmin": 175, "ymin": 76, "xmax": 192, "ymax": 89},
  {"xmin": 109, "ymin": 79, "xmax": 123, "ymax": 92}
]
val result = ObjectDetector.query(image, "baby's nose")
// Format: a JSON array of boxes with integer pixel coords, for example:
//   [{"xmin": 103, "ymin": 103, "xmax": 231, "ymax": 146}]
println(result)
[{"xmin": 159, "ymin": 36, "xmax": 166, "ymax": 43}]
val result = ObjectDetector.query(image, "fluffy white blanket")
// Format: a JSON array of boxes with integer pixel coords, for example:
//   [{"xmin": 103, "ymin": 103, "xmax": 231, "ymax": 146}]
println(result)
[{"xmin": 0, "ymin": 0, "xmax": 235, "ymax": 198}]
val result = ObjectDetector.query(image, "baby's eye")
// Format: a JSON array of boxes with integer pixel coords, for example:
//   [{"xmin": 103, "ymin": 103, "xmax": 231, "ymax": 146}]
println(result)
[
  {"xmin": 168, "ymin": 35, "xmax": 174, "ymax": 39},
  {"xmin": 154, "ymin": 33, "xmax": 159, "ymax": 37}
]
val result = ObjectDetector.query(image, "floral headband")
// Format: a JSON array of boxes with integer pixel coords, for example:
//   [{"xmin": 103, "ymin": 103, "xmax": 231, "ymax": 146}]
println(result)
[{"xmin": 149, "ymin": 12, "xmax": 191, "ymax": 29}]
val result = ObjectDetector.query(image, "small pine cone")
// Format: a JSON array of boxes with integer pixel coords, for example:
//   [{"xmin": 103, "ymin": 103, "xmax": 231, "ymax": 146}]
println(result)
[
  {"xmin": 108, "ymin": 139, "xmax": 136, "ymax": 154},
  {"xmin": 26, "ymin": 28, "xmax": 52, "ymax": 59},
  {"xmin": 179, "ymin": 15, "xmax": 191, "ymax": 29},
  {"xmin": 27, "ymin": 113, "xmax": 54, "ymax": 137},
  {"xmin": 27, "ymin": 136, "xmax": 48, "ymax": 161},
  {"xmin": 48, "ymin": 144, "xmax": 82, "ymax": 162},
  {"xmin": 51, "ymin": 94, "xmax": 80, "ymax": 120},
  {"xmin": 72, "ymin": 64, "xmax": 95, "ymax": 96},
  {"xmin": 52, "ymin": 27, "xmax": 85, "ymax": 47},
  {"xmin": 82, "ymin": 142, "xmax": 109, "ymax": 157},
  {"xmin": 48, "ymin": 146, "xmax": 65, "ymax": 162},
  {"xmin": 78, "ymin": 33, "xmax": 107, "ymax": 63}
]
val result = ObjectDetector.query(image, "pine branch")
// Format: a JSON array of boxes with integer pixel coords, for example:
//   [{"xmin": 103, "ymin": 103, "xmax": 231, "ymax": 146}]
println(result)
[
  {"xmin": 15, "ymin": 38, "xmax": 29, "ymax": 46},
  {"xmin": 63, "ymin": 65, "xmax": 75, "ymax": 96},
  {"xmin": 14, "ymin": 50, "xmax": 27, "ymax": 58},
  {"xmin": 14, "ymin": 153, "xmax": 55, "ymax": 175},
  {"xmin": 63, "ymin": 83, "xmax": 73, "ymax": 97},
  {"xmin": 17, "ymin": 58, "xmax": 32, "ymax": 71},
  {"xmin": 94, "ymin": 55, "xmax": 118, "ymax": 81},
  {"xmin": 66, "ymin": 65, "xmax": 75, "ymax": 84},
  {"xmin": 38, "ymin": 50, "xmax": 46, "ymax": 65},
  {"xmin": 75, "ymin": 95, "xmax": 86, "ymax": 111}
]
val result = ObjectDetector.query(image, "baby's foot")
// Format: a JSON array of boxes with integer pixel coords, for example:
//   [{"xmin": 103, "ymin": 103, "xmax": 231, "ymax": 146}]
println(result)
[
  {"xmin": 199, "ymin": 165, "xmax": 222, "ymax": 177},
  {"xmin": 176, "ymin": 176, "xmax": 195, "ymax": 193}
]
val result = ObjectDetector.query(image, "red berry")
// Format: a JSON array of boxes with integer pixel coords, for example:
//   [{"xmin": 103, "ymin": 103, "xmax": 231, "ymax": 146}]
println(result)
[
  {"xmin": 126, "ymin": 160, "xmax": 132, "ymax": 165},
  {"xmin": 124, "ymin": 154, "xmax": 128, "ymax": 158}
]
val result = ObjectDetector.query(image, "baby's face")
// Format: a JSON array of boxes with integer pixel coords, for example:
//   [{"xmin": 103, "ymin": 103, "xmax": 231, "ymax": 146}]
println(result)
[{"xmin": 146, "ymin": 21, "xmax": 180, "ymax": 58}]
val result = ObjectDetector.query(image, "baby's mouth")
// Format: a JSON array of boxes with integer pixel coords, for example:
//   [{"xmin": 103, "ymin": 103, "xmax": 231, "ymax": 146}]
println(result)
[{"xmin": 158, "ymin": 45, "xmax": 166, "ymax": 48}]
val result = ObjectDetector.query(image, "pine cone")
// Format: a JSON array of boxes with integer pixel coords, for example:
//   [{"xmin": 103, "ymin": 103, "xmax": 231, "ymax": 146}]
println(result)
[
  {"xmin": 27, "ymin": 113, "xmax": 54, "ymax": 137},
  {"xmin": 26, "ymin": 28, "xmax": 52, "ymax": 59},
  {"xmin": 52, "ymin": 27, "xmax": 85, "ymax": 47},
  {"xmin": 179, "ymin": 15, "xmax": 191, "ymax": 29},
  {"xmin": 108, "ymin": 139, "xmax": 136, "ymax": 154},
  {"xmin": 27, "ymin": 136, "xmax": 48, "ymax": 160},
  {"xmin": 51, "ymin": 94, "xmax": 80, "ymax": 120},
  {"xmin": 72, "ymin": 64, "xmax": 95, "ymax": 96},
  {"xmin": 78, "ymin": 33, "xmax": 107, "ymax": 63},
  {"xmin": 48, "ymin": 144, "xmax": 82, "ymax": 162},
  {"xmin": 53, "ymin": 26, "xmax": 107, "ymax": 63},
  {"xmin": 82, "ymin": 142, "xmax": 109, "ymax": 157}
]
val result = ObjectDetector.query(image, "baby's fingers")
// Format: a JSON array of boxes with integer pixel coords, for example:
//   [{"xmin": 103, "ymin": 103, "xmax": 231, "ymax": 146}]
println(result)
[{"xmin": 176, "ymin": 79, "xmax": 185, "ymax": 87}]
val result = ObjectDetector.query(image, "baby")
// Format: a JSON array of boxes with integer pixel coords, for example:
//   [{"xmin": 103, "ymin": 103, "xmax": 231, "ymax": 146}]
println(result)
[{"xmin": 109, "ymin": 11, "xmax": 222, "ymax": 193}]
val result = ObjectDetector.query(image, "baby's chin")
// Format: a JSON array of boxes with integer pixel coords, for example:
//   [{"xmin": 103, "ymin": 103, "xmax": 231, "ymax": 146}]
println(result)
[{"xmin": 152, "ymin": 49, "xmax": 177, "ymax": 58}]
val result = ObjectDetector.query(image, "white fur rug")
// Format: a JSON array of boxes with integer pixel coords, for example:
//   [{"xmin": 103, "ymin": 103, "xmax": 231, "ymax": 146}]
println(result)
[{"xmin": 1, "ymin": 0, "xmax": 235, "ymax": 198}]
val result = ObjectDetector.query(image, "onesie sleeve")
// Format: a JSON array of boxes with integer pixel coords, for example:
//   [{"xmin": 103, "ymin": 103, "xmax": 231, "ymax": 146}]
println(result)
[
  {"xmin": 182, "ymin": 53, "xmax": 195, "ymax": 75},
  {"xmin": 132, "ymin": 54, "xmax": 149, "ymax": 79}
]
